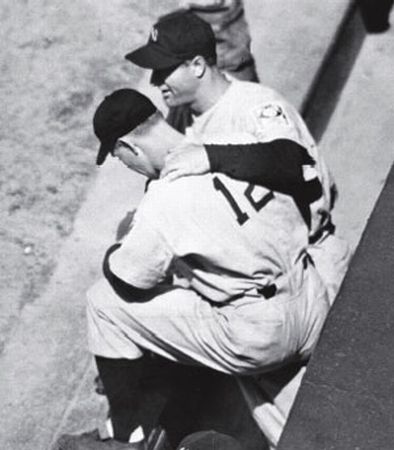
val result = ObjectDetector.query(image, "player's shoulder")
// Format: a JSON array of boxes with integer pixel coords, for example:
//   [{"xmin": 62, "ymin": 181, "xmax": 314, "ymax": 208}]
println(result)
[
  {"xmin": 151, "ymin": 174, "xmax": 250, "ymax": 208},
  {"xmin": 137, "ymin": 174, "xmax": 252, "ymax": 228},
  {"xmin": 225, "ymin": 80, "xmax": 295, "ymax": 126},
  {"xmin": 229, "ymin": 80, "xmax": 285, "ymax": 105},
  {"xmin": 143, "ymin": 175, "xmax": 213, "ymax": 207},
  {"xmin": 226, "ymin": 81, "xmax": 311, "ymax": 142}
]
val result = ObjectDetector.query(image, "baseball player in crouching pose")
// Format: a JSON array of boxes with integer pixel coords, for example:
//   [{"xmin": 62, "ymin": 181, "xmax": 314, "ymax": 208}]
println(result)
[
  {"xmin": 126, "ymin": 10, "xmax": 351, "ymax": 307},
  {"xmin": 54, "ymin": 89, "xmax": 329, "ymax": 450}
]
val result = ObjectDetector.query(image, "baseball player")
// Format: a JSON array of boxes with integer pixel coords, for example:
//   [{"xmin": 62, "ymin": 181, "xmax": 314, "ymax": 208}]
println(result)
[
  {"xmin": 54, "ymin": 89, "xmax": 329, "ymax": 450},
  {"xmin": 125, "ymin": 10, "xmax": 352, "ymax": 305},
  {"xmin": 167, "ymin": 1, "xmax": 258, "ymax": 132}
]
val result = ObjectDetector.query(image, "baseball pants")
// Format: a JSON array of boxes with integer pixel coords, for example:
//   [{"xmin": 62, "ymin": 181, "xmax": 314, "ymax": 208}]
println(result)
[
  {"xmin": 309, "ymin": 233, "xmax": 352, "ymax": 305},
  {"xmin": 87, "ymin": 264, "xmax": 328, "ymax": 446}
]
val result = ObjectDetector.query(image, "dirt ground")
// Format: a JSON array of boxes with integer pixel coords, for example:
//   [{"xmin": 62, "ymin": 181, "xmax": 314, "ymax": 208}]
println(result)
[{"xmin": 0, "ymin": 0, "xmax": 177, "ymax": 352}]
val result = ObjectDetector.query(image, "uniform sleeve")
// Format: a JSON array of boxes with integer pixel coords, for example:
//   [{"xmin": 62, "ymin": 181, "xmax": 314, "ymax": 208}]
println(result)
[
  {"xmin": 109, "ymin": 205, "xmax": 173, "ymax": 289},
  {"xmin": 248, "ymin": 101, "xmax": 302, "ymax": 143}
]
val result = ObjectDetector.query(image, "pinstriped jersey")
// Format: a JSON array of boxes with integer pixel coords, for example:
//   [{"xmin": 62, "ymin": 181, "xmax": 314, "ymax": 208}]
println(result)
[{"xmin": 109, "ymin": 173, "xmax": 309, "ymax": 303}]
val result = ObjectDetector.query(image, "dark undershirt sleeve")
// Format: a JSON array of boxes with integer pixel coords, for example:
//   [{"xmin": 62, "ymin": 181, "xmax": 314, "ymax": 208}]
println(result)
[
  {"xmin": 102, "ymin": 243, "xmax": 160, "ymax": 302},
  {"xmin": 205, "ymin": 139, "xmax": 323, "ymax": 229},
  {"xmin": 205, "ymin": 139, "xmax": 317, "ymax": 196}
]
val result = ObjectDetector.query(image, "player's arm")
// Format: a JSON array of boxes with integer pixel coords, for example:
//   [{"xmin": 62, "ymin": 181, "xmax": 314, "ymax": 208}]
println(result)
[
  {"xmin": 102, "ymin": 243, "xmax": 156, "ymax": 301},
  {"xmin": 162, "ymin": 139, "xmax": 322, "ymax": 202},
  {"xmin": 102, "ymin": 207, "xmax": 173, "ymax": 302},
  {"xmin": 206, "ymin": 139, "xmax": 322, "ymax": 200}
]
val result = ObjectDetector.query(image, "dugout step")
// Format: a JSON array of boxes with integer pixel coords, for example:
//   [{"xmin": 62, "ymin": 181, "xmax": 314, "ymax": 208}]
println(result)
[
  {"xmin": 278, "ymin": 7, "xmax": 394, "ymax": 447},
  {"xmin": 278, "ymin": 163, "xmax": 394, "ymax": 449}
]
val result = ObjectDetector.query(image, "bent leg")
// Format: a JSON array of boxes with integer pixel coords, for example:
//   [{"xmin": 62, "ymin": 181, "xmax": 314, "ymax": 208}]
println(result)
[
  {"xmin": 309, "ymin": 234, "xmax": 352, "ymax": 305},
  {"xmin": 238, "ymin": 263, "xmax": 329, "ymax": 448},
  {"xmin": 87, "ymin": 278, "xmax": 255, "ymax": 374},
  {"xmin": 87, "ymin": 269, "xmax": 328, "ymax": 375}
]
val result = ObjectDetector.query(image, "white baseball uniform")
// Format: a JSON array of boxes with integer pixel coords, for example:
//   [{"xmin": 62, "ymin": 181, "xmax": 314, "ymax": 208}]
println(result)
[
  {"xmin": 87, "ymin": 172, "xmax": 329, "ymax": 447},
  {"xmin": 185, "ymin": 79, "xmax": 352, "ymax": 305},
  {"xmin": 180, "ymin": 79, "xmax": 350, "ymax": 447}
]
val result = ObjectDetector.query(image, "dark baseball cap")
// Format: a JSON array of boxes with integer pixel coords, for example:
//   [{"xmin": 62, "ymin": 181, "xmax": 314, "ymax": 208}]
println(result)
[
  {"xmin": 176, "ymin": 430, "xmax": 243, "ymax": 450},
  {"xmin": 93, "ymin": 89, "xmax": 157, "ymax": 166},
  {"xmin": 125, "ymin": 10, "xmax": 216, "ymax": 70}
]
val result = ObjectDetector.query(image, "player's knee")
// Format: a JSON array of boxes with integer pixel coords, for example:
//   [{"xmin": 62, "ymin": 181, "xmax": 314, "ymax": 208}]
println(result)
[
  {"xmin": 219, "ymin": 342, "xmax": 261, "ymax": 374},
  {"xmin": 226, "ymin": 334, "xmax": 287, "ymax": 375}
]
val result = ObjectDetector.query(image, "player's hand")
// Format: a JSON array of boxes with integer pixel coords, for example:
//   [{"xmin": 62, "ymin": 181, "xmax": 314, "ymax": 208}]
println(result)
[{"xmin": 161, "ymin": 142, "xmax": 210, "ymax": 181}]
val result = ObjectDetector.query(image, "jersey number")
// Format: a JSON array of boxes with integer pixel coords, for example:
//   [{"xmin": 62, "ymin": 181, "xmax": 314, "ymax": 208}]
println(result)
[{"xmin": 213, "ymin": 176, "xmax": 274, "ymax": 225}]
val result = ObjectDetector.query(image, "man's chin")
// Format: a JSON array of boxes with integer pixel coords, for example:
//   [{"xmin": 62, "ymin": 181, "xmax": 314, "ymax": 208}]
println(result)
[
  {"xmin": 164, "ymin": 99, "xmax": 193, "ymax": 111},
  {"xmin": 163, "ymin": 98, "xmax": 177, "ymax": 108},
  {"xmin": 162, "ymin": 95, "xmax": 184, "ymax": 109}
]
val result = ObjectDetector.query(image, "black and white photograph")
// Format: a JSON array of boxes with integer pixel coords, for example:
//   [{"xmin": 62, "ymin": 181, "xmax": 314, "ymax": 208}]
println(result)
[{"xmin": 1, "ymin": 1, "xmax": 394, "ymax": 449}]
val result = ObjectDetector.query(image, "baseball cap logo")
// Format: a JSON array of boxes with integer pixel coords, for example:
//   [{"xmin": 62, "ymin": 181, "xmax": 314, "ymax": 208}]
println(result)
[{"xmin": 150, "ymin": 26, "xmax": 158, "ymax": 42}]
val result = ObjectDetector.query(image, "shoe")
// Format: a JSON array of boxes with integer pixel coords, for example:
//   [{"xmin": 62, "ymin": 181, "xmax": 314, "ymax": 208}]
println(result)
[
  {"xmin": 53, "ymin": 429, "xmax": 146, "ymax": 450},
  {"xmin": 147, "ymin": 426, "xmax": 172, "ymax": 450}
]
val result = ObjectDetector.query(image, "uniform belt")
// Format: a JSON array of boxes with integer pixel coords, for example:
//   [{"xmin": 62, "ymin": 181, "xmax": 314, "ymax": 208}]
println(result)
[{"xmin": 257, "ymin": 252, "xmax": 313, "ymax": 300}]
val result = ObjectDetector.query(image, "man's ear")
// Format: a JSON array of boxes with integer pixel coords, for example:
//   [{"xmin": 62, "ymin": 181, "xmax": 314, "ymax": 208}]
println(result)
[
  {"xmin": 191, "ymin": 55, "xmax": 206, "ymax": 78},
  {"xmin": 118, "ymin": 138, "xmax": 140, "ymax": 156},
  {"xmin": 128, "ymin": 141, "xmax": 143, "ymax": 156}
]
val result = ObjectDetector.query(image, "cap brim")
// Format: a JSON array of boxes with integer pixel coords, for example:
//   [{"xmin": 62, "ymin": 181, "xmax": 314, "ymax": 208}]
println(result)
[
  {"xmin": 125, "ymin": 44, "xmax": 183, "ymax": 70},
  {"xmin": 96, "ymin": 139, "xmax": 116, "ymax": 166}
]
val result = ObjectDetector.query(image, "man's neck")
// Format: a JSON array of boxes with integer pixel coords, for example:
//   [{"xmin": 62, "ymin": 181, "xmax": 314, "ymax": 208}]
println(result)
[
  {"xmin": 155, "ymin": 120, "xmax": 184, "ymax": 150},
  {"xmin": 191, "ymin": 70, "xmax": 231, "ymax": 115},
  {"xmin": 148, "ymin": 119, "xmax": 185, "ymax": 174}
]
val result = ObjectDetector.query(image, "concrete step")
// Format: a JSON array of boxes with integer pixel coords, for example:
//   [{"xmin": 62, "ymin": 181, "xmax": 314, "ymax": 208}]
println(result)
[
  {"xmin": 245, "ymin": 0, "xmax": 353, "ymax": 110},
  {"xmin": 278, "ymin": 7, "xmax": 394, "ymax": 448},
  {"xmin": 279, "ymin": 164, "xmax": 394, "ymax": 450},
  {"xmin": 0, "ymin": 161, "xmax": 146, "ymax": 450},
  {"xmin": 318, "ymin": 8, "xmax": 394, "ymax": 250}
]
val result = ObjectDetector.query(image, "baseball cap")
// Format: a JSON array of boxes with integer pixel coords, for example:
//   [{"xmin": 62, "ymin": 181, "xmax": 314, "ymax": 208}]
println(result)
[
  {"xmin": 176, "ymin": 430, "xmax": 243, "ymax": 450},
  {"xmin": 93, "ymin": 89, "xmax": 157, "ymax": 166},
  {"xmin": 125, "ymin": 10, "xmax": 216, "ymax": 70}
]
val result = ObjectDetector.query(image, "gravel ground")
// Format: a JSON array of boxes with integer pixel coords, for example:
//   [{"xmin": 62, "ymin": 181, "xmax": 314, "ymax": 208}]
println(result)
[{"xmin": 0, "ymin": 0, "xmax": 176, "ymax": 352}]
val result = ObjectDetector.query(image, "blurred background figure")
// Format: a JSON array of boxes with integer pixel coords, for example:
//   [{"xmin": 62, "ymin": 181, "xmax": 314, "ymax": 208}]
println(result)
[
  {"xmin": 179, "ymin": 0, "xmax": 258, "ymax": 81},
  {"xmin": 358, "ymin": 0, "xmax": 393, "ymax": 33}
]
